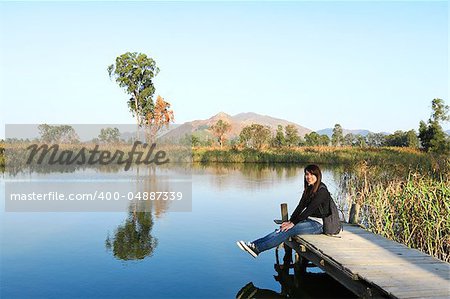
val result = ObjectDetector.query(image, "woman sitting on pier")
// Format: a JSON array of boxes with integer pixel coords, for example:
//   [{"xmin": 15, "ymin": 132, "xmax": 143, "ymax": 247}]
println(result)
[{"xmin": 237, "ymin": 164, "xmax": 340, "ymax": 258}]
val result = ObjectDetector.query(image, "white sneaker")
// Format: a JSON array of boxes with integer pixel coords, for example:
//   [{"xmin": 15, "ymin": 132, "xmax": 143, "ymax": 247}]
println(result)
[
  {"xmin": 236, "ymin": 241, "xmax": 245, "ymax": 251},
  {"xmin": 237, "ymin": 240, "xmax": 258, "ymax": 258}
]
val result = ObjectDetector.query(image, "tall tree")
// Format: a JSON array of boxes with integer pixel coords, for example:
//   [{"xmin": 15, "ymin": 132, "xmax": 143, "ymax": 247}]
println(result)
[
  {"xmin": 343, "ymin": 133, "xmax": 355, "ymax": 146},
  {"xmin": 331, "ymin": 124, "xmax": 344, "ymax": 146},
  {"xmin": 366, "ymin": 133, "xmax": 386, "ymax": 147},
  {"xmin": 355, "ymin": 134, "xmax": 367, "ymax": 147},
  {"xmin": 239, "ymin": 124, "xmax": 271, "ymax": 149},
  {"xmin": 252, "ymin": 124, "xmax": 272, "ymax": 149},
  {"xmin": 304, "ymin": 132, "xmax": 321, "ymax": 146},
  {"xmin": 273, "ymin": 125, "xmax": 285, "ymax": 147},
  {"xmin": 108, "ymin": 52, "xmax": 159, "ymax": 139},
  {"xmin": 406, "ymin": 130, "xmax": 419, "ymax": 148},
  {"xmin": 285, "ymin": 125, "xmax": 300, "ymax": 147},
  {"xmin": 239, "ymin": 126, "xmax": 253, "ymax": 148},
  {"xmin": 210, "ymin": 120, "xmax": 231, "ymax": 148},
  {"xmin": 319, "ymin": 134, "xmax": 330, "ymax": 146},
  {"xmin": 98, "ymin": 127, "xmax": 121, "ymax": 144},
  {"xmin": 385, "ymin": 130, "xmax": 408, "ymax": 147},
  {"xmin": 418, "ymin": 98, "xmax": 449, "ymax": 153},
  {"xmin": 38, "ymin": 124, "xmax": 79, "ymax": 144}
]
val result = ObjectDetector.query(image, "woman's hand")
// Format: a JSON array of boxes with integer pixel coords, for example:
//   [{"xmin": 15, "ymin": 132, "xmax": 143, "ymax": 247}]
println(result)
[{"xmin": 281, "ymin": 221, "xmax": 294, "ymax": 232}]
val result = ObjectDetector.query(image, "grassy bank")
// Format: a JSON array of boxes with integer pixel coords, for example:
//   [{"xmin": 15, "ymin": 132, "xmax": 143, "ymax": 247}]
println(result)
[{"xmin": 193, "ymin": 146, "xmax": 448, "ymax": 176}]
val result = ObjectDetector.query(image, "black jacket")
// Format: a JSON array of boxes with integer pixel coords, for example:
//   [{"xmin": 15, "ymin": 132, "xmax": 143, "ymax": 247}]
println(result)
[{"xmin": 289, "ymin": 182, "xmax": 331, "ymax": 225}]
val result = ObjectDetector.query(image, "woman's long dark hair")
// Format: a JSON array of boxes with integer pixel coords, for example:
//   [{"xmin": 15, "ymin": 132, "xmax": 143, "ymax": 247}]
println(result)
[{"xmin": 303, "ymin": 164, "xmax": 322, "ymax": 197}]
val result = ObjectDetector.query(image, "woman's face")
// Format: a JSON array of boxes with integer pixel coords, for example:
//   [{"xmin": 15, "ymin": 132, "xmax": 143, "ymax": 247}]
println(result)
[{"xmin": 305, "ymin": 170, "xmax": 317, "ymax": 186}]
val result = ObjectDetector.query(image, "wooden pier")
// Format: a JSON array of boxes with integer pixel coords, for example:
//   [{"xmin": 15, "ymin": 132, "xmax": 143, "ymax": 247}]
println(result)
[{"xmin": 277, "ymin": 204, "xmax": 450, "ymax": 298}]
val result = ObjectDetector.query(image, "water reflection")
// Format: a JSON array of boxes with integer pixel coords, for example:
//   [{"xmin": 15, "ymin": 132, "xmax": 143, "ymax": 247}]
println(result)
[
  {"xmin": 190, "ymin": 163, "xmax": 305, "ymax": 191},
  {"xmin": 105, "ymin": 209, "xmax": 158, "ymax": 261}
]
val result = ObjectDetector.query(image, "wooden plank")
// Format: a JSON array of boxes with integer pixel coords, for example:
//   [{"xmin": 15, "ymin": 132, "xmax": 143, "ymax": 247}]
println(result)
[
  {"xmin": 338, "ymin": 260, "xmax": 444, "ymax": 267},
  {"xmin": 315, "ymin": 250, "xmax": 426, "ymax": 257},
  {"xmin": 383, "ymin": 288, "xmax": 450, "ymax": 297},
  {"xmin": 334, "ymin": 255, "xmax": 444, "ymax": 263},
  {"xmin": 328, "ymin": 253, "xmax": 441, "ymax": 260},
  {"xmin": 402, "ymin": 295, "xmax": 450, "ymax": 299},
  {"xmin": 358, "ymin": 266, "xmax": 450, "ymax": 274},
  {"xmin": 383, "ymin": 286, "xmax": 449, "ymax": 295},
  {"xmin": 359, "ymin": 274, "xmax": 449, "ymax": 286}
]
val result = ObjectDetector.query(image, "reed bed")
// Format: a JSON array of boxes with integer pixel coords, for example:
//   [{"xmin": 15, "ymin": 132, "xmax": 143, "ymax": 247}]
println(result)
[{"xmin": 342, "ymin": 170, "xmax": 449, "ymax": 262}]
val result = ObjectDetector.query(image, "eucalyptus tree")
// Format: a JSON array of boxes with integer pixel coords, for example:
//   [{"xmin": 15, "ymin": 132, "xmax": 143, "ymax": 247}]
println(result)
[
  {"xmin": 108, "ymin": 52, "xmax": 159, "ymax": 140},
  {"xmin": 273, "ymin": 125, "xmax": 285, "ymax": 147},
  {"xmin": 332, "ymin": 124, "xmax": 344, "ymax": 146},
  {"xmin": 285, "ymin": 125, "xmax": 300, "ymax": 147},
  {"xmin": 319, "ymin": 134, "xmax": 330, "ymax": 146},
  {"xmin": 304, "ymin": 132, "xmax": 321, "ymax": 146}
]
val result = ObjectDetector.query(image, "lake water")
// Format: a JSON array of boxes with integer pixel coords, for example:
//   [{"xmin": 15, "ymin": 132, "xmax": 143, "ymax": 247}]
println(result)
[{"xmin": 1, "ymin": 163, "xmax": 356, "ymax": 298}]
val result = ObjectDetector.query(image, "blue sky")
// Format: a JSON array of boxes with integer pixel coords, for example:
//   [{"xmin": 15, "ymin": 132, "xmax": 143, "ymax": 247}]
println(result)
[{"xmin": 0, "ymin": 1, "xmax": 448, "ymax": 138}]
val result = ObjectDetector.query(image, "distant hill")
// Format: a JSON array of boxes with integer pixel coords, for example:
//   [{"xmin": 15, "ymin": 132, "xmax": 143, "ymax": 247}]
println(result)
[
  {"xmin": 161, "ymin": 112, "xmax": 312, "ymax": 141},
  {"xmin": 316, "ymin": 128, "xmax": 372, "ymax": 138}
]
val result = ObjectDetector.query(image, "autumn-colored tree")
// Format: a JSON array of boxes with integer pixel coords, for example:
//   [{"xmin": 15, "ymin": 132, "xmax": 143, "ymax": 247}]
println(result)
[
  {"xmin": 146, "ymin": 95, "xmax": 175, "ymax": 142},
  {"xmin": 210, "ymin": 120, "xmax": 231, "ymax": 148}
]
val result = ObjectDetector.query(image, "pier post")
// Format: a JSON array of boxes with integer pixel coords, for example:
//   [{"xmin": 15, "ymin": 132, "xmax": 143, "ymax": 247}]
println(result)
[
  {"xmin": 280, "ymin": 203, "xmax": 292, "ymax": 266},
  {"xmin": 281, "ymin": 203, "xmax": 288, "ymax": 222},
  {"xmin": 349, "ymin": 203, "xmax": 360, "ymax": 224}
]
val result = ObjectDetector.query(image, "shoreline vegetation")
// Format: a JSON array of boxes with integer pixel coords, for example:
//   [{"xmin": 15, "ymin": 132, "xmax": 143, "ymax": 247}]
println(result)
[
  {"xmin": 2, "ymin": 143, "xmax": 447, "ymax": 173},
  {"xmin": 192, "ymin": 146, "xmax": 448, "ymax": 175}
]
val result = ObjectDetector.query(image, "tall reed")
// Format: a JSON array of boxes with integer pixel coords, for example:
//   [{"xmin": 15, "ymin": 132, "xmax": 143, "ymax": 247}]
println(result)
[{"xmin": 343, "ymin": 169, "xmax": 449, "ymax": 262}]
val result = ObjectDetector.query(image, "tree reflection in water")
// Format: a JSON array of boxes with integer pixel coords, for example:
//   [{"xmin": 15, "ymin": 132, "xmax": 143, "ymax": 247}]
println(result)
[{"xmin": 105, "ymin": 210, "xmax": 157, "ymax": 261}]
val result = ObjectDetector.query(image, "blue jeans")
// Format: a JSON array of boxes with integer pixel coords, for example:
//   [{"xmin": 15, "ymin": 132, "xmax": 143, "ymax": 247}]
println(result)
[{"xmin": 252, "ymin": 219, "xmax": 323, "ymax": 254}]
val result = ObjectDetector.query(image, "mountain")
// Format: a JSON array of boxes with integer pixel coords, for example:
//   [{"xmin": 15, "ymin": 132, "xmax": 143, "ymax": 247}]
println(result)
[
  {"xmin": 316, "ymin": 128, "xmax": 372, "ymax": 138},
  {"xmin": 161, "ymin": 112, "xmax": 312, "ymax": 141}
]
